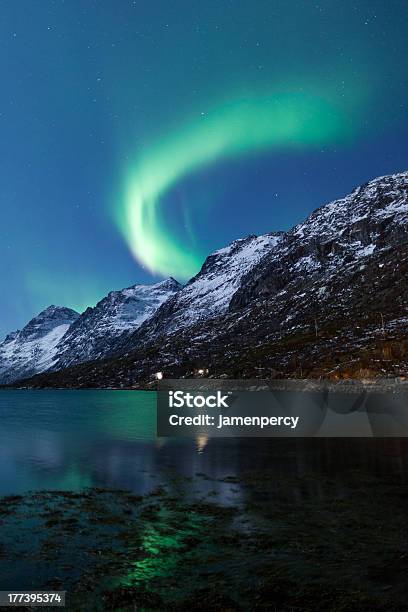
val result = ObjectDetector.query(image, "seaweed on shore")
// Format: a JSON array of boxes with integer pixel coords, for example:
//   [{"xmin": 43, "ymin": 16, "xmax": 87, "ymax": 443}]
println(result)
[{"xmin": 0, "ymin": 476, "xmax": 407, "ymax": 611}]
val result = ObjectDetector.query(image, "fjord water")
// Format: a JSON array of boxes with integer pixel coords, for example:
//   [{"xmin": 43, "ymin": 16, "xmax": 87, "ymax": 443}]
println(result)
[
  {"xmin": 1, "ymin": 389, "xmax": 408, "ymax": 608},
  {"xmin": 1, "ymin": 389, "xmax": 408, "ymax": 499}
]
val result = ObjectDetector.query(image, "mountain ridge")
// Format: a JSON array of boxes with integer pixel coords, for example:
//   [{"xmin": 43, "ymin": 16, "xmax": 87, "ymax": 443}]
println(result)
[
  {"xmin": 52, "ymin": 277, "xmax": 182, "ymax": 371},
  {"xmin": 0, "ymin": 306, "xmax": 80, "ymax": 384},
  {"xmin": 3, "ymin": 170, "xmax": 408, "ymax": 387},
  {"xmin": 0, "ymin": 279, "xmax": 181, "ymax": 383}
]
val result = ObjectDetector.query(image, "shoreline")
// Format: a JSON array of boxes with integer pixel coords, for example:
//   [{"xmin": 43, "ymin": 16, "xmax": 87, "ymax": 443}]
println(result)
[{"xmin": 0, "ymin": 465, "xmax": 407, "ymax": 611}]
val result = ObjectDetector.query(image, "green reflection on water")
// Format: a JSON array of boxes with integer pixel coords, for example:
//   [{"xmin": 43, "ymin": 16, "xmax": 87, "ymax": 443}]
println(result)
[
  {"xmin": 120, "ymin": 506, "xmax": 207, "ymax": 587},
  {"xmin": 95, "ymin": 391, "xmax": 157, "ymax": 442}
]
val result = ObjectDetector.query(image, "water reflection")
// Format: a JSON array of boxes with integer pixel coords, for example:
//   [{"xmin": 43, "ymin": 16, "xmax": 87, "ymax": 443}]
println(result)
[
  {"xmin": 0, "ymin": 391, "xmax": 408, "ymax": 506},
  {"xmin": 196, "ymin": 434, "xmax": 208, "ymax": 453}
]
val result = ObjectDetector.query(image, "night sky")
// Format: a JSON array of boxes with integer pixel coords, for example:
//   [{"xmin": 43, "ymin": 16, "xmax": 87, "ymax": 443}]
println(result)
[{"xmin": 1, "ymin": 1, "xmax": 407, "ymax": 338}]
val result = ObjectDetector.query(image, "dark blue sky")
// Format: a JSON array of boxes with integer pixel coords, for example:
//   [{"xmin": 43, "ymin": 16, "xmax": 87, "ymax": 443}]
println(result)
[{"xmin": 0, "ymin": 0, "xmax": 407, "ymax": 337}]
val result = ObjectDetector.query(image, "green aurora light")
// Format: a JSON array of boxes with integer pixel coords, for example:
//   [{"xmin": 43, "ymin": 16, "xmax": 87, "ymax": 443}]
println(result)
[{"xmin": 119, "ymin": 92, "xmax": 350, "ymax": 280}]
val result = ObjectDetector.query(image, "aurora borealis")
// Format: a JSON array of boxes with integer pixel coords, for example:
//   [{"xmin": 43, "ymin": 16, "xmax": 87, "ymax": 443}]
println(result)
[
  {"xmin": 0, "ymin": 0, "xmax": 407, "ymax": 336},
  {"xmin": 120, "ymin": 92, "xmax": 347, "ymax": 278}
]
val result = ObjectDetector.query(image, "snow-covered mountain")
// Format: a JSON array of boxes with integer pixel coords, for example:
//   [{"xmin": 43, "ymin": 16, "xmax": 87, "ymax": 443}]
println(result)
[
  {"xmin": 25, "ymin": 170, "xmax": 407, "ymax": 388},
  {"xmin": 5, "ymin": 171, "xmax": 408, "ymax": 387},
  {"xmin": 0, "ymin": 306, "xmax": 79, "ymax": 384},
  {"xmin": 123, "ymin": 172, "xmax": 408, "ymax": 352},
  {"xmin": 53, "ymin": 278, "xmax": 181, "ymax": 370},
  {"xmin": 0, "ymin": 278, "xmax": 181, "ymax": 383},
  {"xmin": 231, "ymin": 171, "xmax": 408, "ymax": 310},
  {"xmin": 126, "ymin": 233, "xmax": 282, "ymax": 344},
  {"xmin": 139, "ymin": 174, "xmax": 408, "ymax": 345}
]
